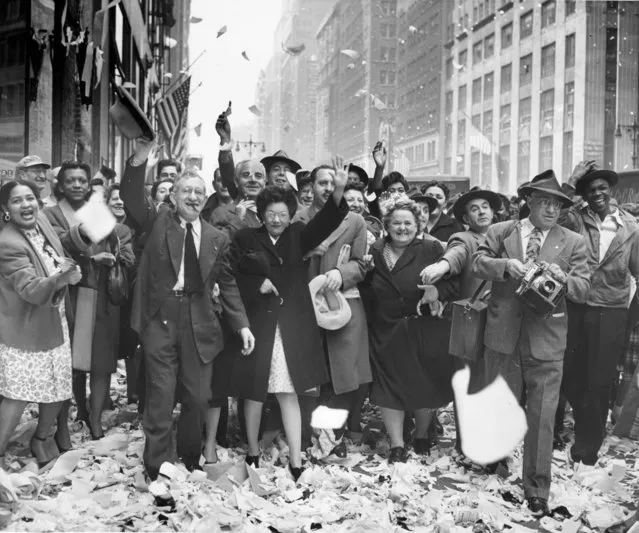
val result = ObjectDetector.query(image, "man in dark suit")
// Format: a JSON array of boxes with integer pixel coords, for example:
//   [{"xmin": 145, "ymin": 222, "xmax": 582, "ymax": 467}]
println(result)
[
  {"xmin": 472, "ymin": 172, "xmax": 590, "ymax": 517},
  {"xmin": 120, "ymin": 138, "xmax": 255, "ymax": 480}
]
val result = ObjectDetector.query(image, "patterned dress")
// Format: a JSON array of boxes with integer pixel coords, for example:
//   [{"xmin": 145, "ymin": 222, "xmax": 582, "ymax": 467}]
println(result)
[{"xmin": 0, "ymin": 228, "xmax": 72, "ymax": 403}]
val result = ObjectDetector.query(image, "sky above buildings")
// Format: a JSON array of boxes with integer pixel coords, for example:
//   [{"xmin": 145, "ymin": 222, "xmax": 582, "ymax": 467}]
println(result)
[{"xmin": 187, "ymin": 0, "xmax": 282, "ymax": 172}]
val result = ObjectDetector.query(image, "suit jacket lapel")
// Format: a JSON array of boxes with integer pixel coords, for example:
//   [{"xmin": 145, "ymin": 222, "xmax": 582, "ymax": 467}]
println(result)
[
  {"xmin": 538, "ymin": 225, "xmax": 566, "ymax": 264},
  {"xmin": 391, "ymin": 239, "xmax": 418, "ymax": 275},
  {"xmin": 600, "ymin": 226, "xmax": 632, "ymax": 266},
  {"xmin": 166, "ymin": 216, "xmax": 184, "ymax": 278},
  {"xmin": 504, "ymin": 223, "xmax": 523, "ymax": 261},
  {"xmin": 199, "ymin": 222, "xmax": 219, "ymax": 282},
  {"xmin": 256, "ymin": 226, "xmax": 283, "ymax": 263}
]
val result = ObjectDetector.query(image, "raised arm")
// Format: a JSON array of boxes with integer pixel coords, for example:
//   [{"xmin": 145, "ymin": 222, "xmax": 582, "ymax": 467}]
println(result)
[
  {"xmin": 335, "ymin": 216, "xmax": 368, "ymax": 290},
  {"xmin": 216, "ymin": 103, "xmax": 239, "ymax": 200},
  {"xmin": 472, "ymin": 223, "xmax": 515, "ymax": 282},
  {"xmin": 120, "ymin": 138, "xmax": 157, "ymax": 236}
]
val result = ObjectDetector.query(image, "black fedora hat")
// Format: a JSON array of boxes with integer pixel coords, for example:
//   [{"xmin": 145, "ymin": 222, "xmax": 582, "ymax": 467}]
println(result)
[
  {"xmin": 409, "ymin": 191, "xmax": 438, "ymax": 212},
  {"xmin": 261, "ymin": 150, "xmax": 301, "ymax": 174},
  {"xmin": 518, "ymin": 170, "xmax": 572, "ymax": 208},
  {"xmin": 109, "ymin": 85, "xmax": 155, "ymax": 140},
  {"xmin": 574, "ymin": 168, "xmax": 619, "ymax": 195},
  {"xmin": 348, "ymin": 163, "xmax": 369, "ymax": 187},
  {"xmin": 452, "ymin": 189, "xmax": 502, "ymax": 223}
]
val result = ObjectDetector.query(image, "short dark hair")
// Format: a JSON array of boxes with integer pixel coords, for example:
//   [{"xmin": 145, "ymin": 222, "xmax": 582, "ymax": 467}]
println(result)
[
  {"xmin": 157, "ymin": 159, "xmax": 182, "ymax": 178},
  {"xmin": 344, "ymin": 182, "xmax": 366, "ymax": 194},
  {"xmin": 309, "ymin": 164, "xmax": 334, "ymax": 183},
  {"xmin": 107, "ymin": 183, "xmax": 120, "ymax": 200},
  {"xmin": 296, "ymin": 170, "xmax": 312, "ymax": 190},
  {"xmin": 256, "ymin": 185, "xmax": 298, "ymax": 220},
  {"xmin": 0, "ymin": 180, "xmax": 40, "ymax": 209},
  {"xmin": 151, "ymin": 179, "xmax": 174, "ymax": 200},
  {"xmin": 90, "ymin": 177, "xmax": 105, "ymax": 187},
  {"xmin": 421, "ymin": 180, "xmax": 450, "ymax": 200},
  {"xmin": 381, "ymin": 171, "xmax": 408, "ymax": 192},
  {"xmin": 57, "ymin": 160, "xmax": 91, "ymax": 189}
]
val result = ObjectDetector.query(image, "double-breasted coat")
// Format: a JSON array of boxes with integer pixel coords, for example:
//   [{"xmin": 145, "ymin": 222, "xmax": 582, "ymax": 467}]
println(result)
[{"xmin": 212, "ymin": 196, "xmax": 349, "ymax": 402}]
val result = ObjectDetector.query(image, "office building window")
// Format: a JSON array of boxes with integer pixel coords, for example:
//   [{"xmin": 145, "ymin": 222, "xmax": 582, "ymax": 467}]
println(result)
[
  {"xmin": 471, "ymin": 151, "xmax": 481, "ymax": 181},
  {"xmin": 565, "ymin": 33, "xmax": 576, "ymax": 69},
  {"xmin": 380, "ymin": 0, "xmax": 396, "ymax": 15},
  {"xmin": 416, "ymin": 144, "xmax": 425, "ymax": 163},
  {"xmin": 472, "ymin": 78, "xmax": 482, "ymax": 104},
  {"xmin": 520, "ymin": 53, "xmax": 533, "ymax": 86},
  {"xmin": 562, "ymin": 132, "xmax": 573, "ymax": 179},
  {"xmin": 380, "ymin": 70, "xmax": 387, "ymax": 84},
  {"xmin": 458, "ymin": 119, "xmax": 466, "ymax": 153},
  {"xmin": 388, "ymin": 71, "xmax": 396, "ymax": 84},
  {"xmin": 458, "ymin": 85, "xmax": 467, "ymax": 110},
  {"xmin": 501, "ymin": 63, "xmax": 512, "ymax": 94},
  {"xmin": 459, "ymin": 49, "xmax": 468, "ymax": 70},
  {"xmin": 481, "ymin": 152, "xmax": 492, "ymax": 184},
  {"xmin": 566, "ymin": 0, "xmax": 576, "ymax": 16},
  {"xmin": 473, "ymin": 41, "xmax": 483, "ymax": 64},
  {"xmin": 484, "ymin": 72, "xmax": 494, "ymax": 101},
  {"xmin": 541, "ymin": 0, "xmax": 556, "ymax": 28},
  {"xmin": 500, "ymin": 104, "xmax": 511, "ymax": 145},
  {"xmin": 498, "ymin": 145, "xmax": 510, "ymax": 191},
  {"xmin": 541, "ymin": 43, "xmax": 555, "ymax": 79},
  {"xmin": 472, "ymin": 114, "xmax": 481, "ymax": 134},
  {"xmin": 539, "ymin": 136, "xmax": 553, "ymax": 171},
  {"xmin": 446, "ymin": 57, "xmax": 453, "ymax": 78},
  {"xmin": 445, "ymin": 91, "xmax": 453, "ymax": 116},
  {"xmin": 457, "ymin": 154, "xmax": 465, "ymax": 175},
  {"xmin": 445, "ymin": 122, "xmax": 453, "ymax": 155},
  {"xmin": 540, "ymin": 89, "xmax": 554, "ymax": 135},
  {"xmin": 483, "ymin": 110, "xmax": 493, "ymax": 138},
  {"xmin": 444, "ymin": 157, "xmax": 452, "ymax": 174},
  {"xmin": 520, "ymin": 10, "xmax": 533, "ymax": 39},
  {"xmin": 518, "ymin": 141, "xmax": 530, "ymax": 182},
  {"xmin": 484, "ymin": 34, "xmax": 495, "ymax": 59},
  {"xmin": 564, "ymin": 82, "xmax": 574, "ymax": 131},
  {"xmin": 501, "ymin": 23, "xmax": 513, "ymax": 49},
  {"xmin": 519, "ymin": 97, "xmax": 532, "ymax": 140}
]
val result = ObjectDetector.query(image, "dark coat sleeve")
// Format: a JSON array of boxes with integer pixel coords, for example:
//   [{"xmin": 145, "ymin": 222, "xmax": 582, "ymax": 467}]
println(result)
[
  {"xmin": 299, "ymin": 197, "xmax": 349, "ymax": 255},
  {"xmin": 217, "ymin": 233, "xmax": 250, "ymax": 332},
  {"xmin": 429, "ymin": 239, "xmax": 459, "ymax": 302},
  {"xmin": 219, "ymin": 149, "xmax": 239, "ymax": 200},
  {"xmin": 120, "ymin": 160, "xmax": 157, "ymax": 236}
]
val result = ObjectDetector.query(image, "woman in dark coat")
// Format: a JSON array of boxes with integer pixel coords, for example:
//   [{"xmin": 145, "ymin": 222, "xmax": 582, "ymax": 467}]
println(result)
[
  {"xmin": 43, "ymin": 161, "xmax": 134, "ymax": 440},
  {"xmin": 422, "ymin": 181, "xmax": 465, "ymax": 243},
  {"xmin": 209, "ymin": 163, "xmax": 349, "ymax": 480},
  {"xmin": 362, "ymin": 196, "xmax": 458, "ymax": 464}
]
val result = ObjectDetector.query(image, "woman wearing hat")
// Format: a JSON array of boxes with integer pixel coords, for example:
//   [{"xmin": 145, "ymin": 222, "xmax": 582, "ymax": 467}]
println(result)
[
  {"xmin": 207, "ymin": 162, "xmax": 349, "ymax": 481},
  {"xmin": 362, "ymin": 196, "xmax": 459, "ymax": 463},
  {"xmin": 422, "ymin": 181, "xmax": 465, "ymax": 243}
]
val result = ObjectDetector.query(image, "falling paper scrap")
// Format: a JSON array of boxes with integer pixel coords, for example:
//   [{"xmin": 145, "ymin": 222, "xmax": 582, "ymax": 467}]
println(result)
[
  {"xmin": 217, "ymin": 25, "xmax": 227, "ymax": 38},
  {"xmin": 371, "ymin": 95, "xmax": 387, "ymax": 110},
  {"xmin": 282, "ymin": 42, "xmax": 306, "ymax": 56},
  {"xmin": 311, "ymin": 406, "xmax": 349, "ymax": 429},
  {"xmin": 408, "ymin": 25, "xmax": 418, "ymax": 33},
  {"xmin": 241, "ymin": 51, "xmax": 250, "ymax": 61},
  {"xmin": 452, "ymin": 366, "xmax": 528, "ymax": 465},
  {"xmin": 340, "ymin": 49, "xmax": 359, "ymax": 60},
  {"xmin": 75, "ymin": 192, "xmax": 116, "ymax": 244},
  {"xmin": 248, "ymin": 105, "xmax": 262, "ymax": 116}
]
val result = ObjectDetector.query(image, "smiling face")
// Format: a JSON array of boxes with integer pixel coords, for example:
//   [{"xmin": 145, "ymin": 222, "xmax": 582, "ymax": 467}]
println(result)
[
  {"xmin": 153, "ymin": 180, "xmax": 173, "ymax": 204},
  {"xmin": 4, "ymin": 184, "xmax": 39, "ymax": 229},
  {"xmin": 298, "ymin": 183, "xmax": 314, "ymax": 207},
  {"xmin": 387, "ymin": 182, "xmax": 406, "ymax": 195},
  {"xmin": 312, "ymin": 168, "xmax": 336, "ymax": 207},
  {"xmin": 171, "ymin": 176, "xmax": 206, "ymax": 222},
  {"xmin": 263, "ymin": 201, "xmax": 291, "ymax": 238},
  {"xmin": 159, "ymin": 165, "xmax": 179, "ymax": 182},
  {"xmin": 527, "ymin": 192, "xmax": 562, "ymax": 230},
  {"xmin": 108, "ymin": 189, "xmax": 125, "ymax": 219},
  {"xmin": 344, "ymin": 188, "xmax": 365, "ymax": 215},
  {"xmin": 424, "ymin": 186, "xmax": 446, "ymax": 217},
  {"xmin": 22, "ymin": 165, "xmax": 49, "ymax": 193},
  {"xmin": 59, "ymin": 168, "xmax": 90, "ymax": 205},
  {"xmin": 464, "ymin": 198, "xmax": 494, "ymax": 232},
  {"xmin": 387, "ymin": 208, "xmax": 418, "ymax": 247},
  {"xmin": 237, "ymin": 160, "xmax": 266, "ymax": 200},
  {"xmin": 584, "ymin": 178, "xmax": 611, "ymax": 215},
  {"xmin": 268, "ymin": 161, "xmax": 293, "ymax": 189}
]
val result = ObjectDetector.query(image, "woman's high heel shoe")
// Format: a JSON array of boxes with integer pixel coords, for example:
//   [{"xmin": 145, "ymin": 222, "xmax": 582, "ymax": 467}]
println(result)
[
  {"xmin": 288, "ymin": 463, "xmax": 305, "ymax": 482},
  {"xmin": 30, "ymin": 435, "xmax": 59, "ymax": 468},
  {"xmin": 86, "ymin": 419, "xmax": 105, "ymax": 441},
  {"xmin": 245, "ymin": 455, "xmax": 260, "ymax": 468}
]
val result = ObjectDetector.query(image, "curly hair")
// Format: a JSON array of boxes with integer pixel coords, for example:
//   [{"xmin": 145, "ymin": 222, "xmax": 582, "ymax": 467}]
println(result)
[
  {"xmin": 381, "ymin": 197, "xmax": 423, "ymax": 235},
  {"xmin": 381, "ymin": 171, "xmax": 408, "ymax": 192},
  {"xmin": 256, "ymin": 185, "xmax": 299, "ymax": 220},
  {"xmin": 421, "ymin": 180, "xmax": 451, "ymax": 200}
]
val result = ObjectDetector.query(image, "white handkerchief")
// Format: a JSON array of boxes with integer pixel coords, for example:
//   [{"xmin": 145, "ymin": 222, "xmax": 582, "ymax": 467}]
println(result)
[{"xmin": 75, "ymin": 193, "xmax": 116, "ymax": 243}]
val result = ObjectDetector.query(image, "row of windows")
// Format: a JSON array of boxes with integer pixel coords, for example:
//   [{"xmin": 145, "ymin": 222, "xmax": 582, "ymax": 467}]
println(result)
[
  {"xmin": 0, "ymin": 83, "xmax": 25, "ymax": 119},
  {"xmin": 404, "ymin": 140, "xmax": 437, "ymax": 165}
]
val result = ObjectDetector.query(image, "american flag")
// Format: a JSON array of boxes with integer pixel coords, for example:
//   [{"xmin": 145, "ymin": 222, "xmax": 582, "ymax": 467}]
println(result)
[{"xmin": 156, "ymin": 76, "xmax": 191, "ymax": 161}]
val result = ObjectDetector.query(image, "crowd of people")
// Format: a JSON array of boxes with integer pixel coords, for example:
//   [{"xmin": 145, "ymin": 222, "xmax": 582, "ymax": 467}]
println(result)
[{"xmin": 0, "ymin": 106, "xmax": 638, "ymax": 531}]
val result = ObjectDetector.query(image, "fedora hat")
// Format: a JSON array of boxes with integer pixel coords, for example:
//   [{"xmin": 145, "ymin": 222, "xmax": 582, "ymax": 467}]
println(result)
[
  {"xmin": 409, "ymin": 191, "xmax": 438, "ymax": 212},
  {"xmin": 261, "ymin": 150, "xmax": 301, "ymax": 174},
  {"xmin": 348, "ymin": 164, "xmax": 369, "ymax": 187},
  {"xmin": 308, "ymin": 275, "xmax": 352, "ymax": 331},
  {"xmin": 574, "ymin": 168, "xmax": 619, "ymax": 195},
  {"xmin": 109, "ymin": 85, "xmax": 155, "ymax": 141},
  {"xmin": 518, "ymin": 170, "xmax": 572, "ymax": 208},
  {"xmin": 451, "ymin": 189, "xmax": 502, "ymax": 223}
]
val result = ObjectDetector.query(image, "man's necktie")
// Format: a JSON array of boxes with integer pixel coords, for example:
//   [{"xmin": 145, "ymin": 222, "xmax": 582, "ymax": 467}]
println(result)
[
  {"xmin": 184, "ymin": 222, "xmax": 203, "ymax": 293},
  {"xmin": 525, "ymin": 227, "xmax": 543, "ymax": 262}
]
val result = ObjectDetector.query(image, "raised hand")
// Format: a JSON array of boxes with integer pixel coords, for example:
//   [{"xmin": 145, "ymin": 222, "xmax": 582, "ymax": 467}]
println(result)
[
  {"xmin": 332, "ymin": 155, "xmax": 348, "ymax": 190},
  {"xmin": 568, "ymin": 160, "xmax": 598, "ymax": 188},
  {"xmin": 372, "ymin": 141, "xmax": 387, "ymax": 168},
  {"xmin": 133, "ymin": 137, "xmax": 155, "ymax": 164},
  {"xmin": 216, "ymin": 101, "xmax": 232, "ymax": 145}
]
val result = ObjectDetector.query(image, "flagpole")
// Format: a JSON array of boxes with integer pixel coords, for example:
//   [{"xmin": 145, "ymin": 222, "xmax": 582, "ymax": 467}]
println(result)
[{"xmin": 163, "ymin": 49, "xmax": 207, "ymax": 95}]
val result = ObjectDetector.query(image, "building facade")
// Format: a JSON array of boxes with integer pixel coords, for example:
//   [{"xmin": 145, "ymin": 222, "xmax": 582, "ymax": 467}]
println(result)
[{"xmin": 443, "ymin": 0, "xmax": 639, "ymax": 194}]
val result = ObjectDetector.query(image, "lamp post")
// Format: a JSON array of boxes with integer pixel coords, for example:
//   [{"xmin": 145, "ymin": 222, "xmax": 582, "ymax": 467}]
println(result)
[
  {"xmin": 615, "ymin": 117, "xmax": 639, "ymax": 168},
  {"xmin": 235, "ymin": 136, "xmax": 267, "ymax": 158}
]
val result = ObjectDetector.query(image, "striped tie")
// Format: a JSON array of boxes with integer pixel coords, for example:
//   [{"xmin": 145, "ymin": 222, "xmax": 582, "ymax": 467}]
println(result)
[{"xmin": 526, "ymin": 227, "xmax": 543, "ymax": 262}]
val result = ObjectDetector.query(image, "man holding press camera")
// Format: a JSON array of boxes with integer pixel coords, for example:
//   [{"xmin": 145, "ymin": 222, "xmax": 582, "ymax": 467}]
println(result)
[{"xmin": 472, "ymin": 171, "xmax": 590, "ymax": 517}]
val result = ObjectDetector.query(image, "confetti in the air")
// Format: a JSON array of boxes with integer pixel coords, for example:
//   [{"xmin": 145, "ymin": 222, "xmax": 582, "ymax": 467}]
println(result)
[
  {"xmin": 340, "ymin": 49, "xmax": 359, "ymax": 60},
  {"xmin": 408, "ymin": 25, "xmax": 418, "ymax": 33},
  {"xmin": 248, "ymin": 105, "xmax": 261, "ymax": 116},
  {"xmin": 217, "ymin": 25, "xmax": 227, "ymax": 38},
  {"xmin": 282, "ymin": 42, "xmax": 306, "ymax": 56},
  {"xmin": 241, "ymin": 51, "xmax": 250, "ymax": 61}
]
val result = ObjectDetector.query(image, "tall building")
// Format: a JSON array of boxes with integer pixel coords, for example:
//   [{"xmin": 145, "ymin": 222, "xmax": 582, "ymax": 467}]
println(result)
[
  {"xmin": 315, "ymin": 0, "xmax": 399, "ymax": 170},
  {"xmin": 443, "ymin": 0, "xmax": 639, "ymax": 194},
  {"xmin": 394, "ymin": 0, "xmax": 451, "ymax": 180}
]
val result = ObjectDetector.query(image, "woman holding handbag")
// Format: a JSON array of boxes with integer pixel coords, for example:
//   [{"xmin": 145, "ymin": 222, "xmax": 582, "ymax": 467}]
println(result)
[
  {"xmin": 44, "ymin": 161, "xmax": 134, "ymax": 440},
  {"xmin": 0, "ymin": 181, "xmax": 82, "ymax": 468}
]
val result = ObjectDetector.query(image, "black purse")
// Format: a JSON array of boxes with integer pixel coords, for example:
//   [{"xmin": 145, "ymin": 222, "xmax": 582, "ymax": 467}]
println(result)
[{"xmin": 107, "ymin": 234, "xmax": 129, "ymax": 306}]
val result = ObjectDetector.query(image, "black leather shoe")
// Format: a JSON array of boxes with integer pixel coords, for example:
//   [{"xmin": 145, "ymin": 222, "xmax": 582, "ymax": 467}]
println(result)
[
  {"xmin": 288, "ymin": 464, "xmax": 305, "ymax": 482},
  {"xmin": 388, "ymin": 446, "xmax": 407, "ymax": 464},
  {"xmin": 605, "ymin": 515, "xmax": 638, "ymax": 533},
  {"xmin": 245, "ymin": 455, "xmax": 260, "ymax": 468},
  {"xmin": 185, "ymin": 463, "xmax": 203, "ymax": 473},
  {"xmin": 413, "ymin": 437, "xmax": 435, "ymax": 455},
  {"xmin": 527, "ymin": 497, "xmax": 549, "ymax": 517}
]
